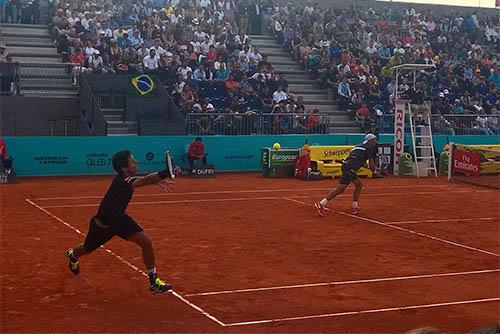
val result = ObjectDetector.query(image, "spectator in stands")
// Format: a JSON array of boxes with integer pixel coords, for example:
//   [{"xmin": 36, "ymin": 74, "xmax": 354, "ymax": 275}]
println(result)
[
  {"xmin": 47, "ymin": 0, "xmax": 499, "ymax": 137},
  {"xmin": 0, "ymin": 43, "xmax": 8, "ymax": 62},
  {"xmin": 337, "ymin": 78, "xmax": 352, "ymax": 110},
  {"xmin": 187, "ymin": 137, "xmax": 207, "ymax": 169},
  {"xmin": 0, "ymin": 135, "xmax": 12, "ymax": 173},
  {"xmin": 143, "ymin": 49, "xmax": 159, "ymax": 73},
  {"xmin": 272, "ymin": 85, "xmax": 288, "ymax": 104},
  {"xmin": 69, "ymin": 48, "xmax": 89, "ymax": 85},
  {"xmin": 180, "ymin": 85, "xmax": 196, "ymax": 114},
  {"xmin": 305, "ymin": 109, "xmax": 323, "ymax": 133},
  {"xmin": 356, "ymin": 103, "xmax": 374, "ymax": 132},
  {"xmin": 88, "ymin": 50, "xmax": 106, "ymax": 74}
]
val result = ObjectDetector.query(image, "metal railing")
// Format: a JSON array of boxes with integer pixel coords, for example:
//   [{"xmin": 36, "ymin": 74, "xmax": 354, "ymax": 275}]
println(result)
[
  {"xmin": 186, "ymin": 112, "xmax": 329, "ymax": 135},
  {"xmin": 374, "ymin": 114, "xmax": 499, "ymax": 135},
  {"xmin": 17, "ymin": 62, "xmax": 82, "ymax": 95}
]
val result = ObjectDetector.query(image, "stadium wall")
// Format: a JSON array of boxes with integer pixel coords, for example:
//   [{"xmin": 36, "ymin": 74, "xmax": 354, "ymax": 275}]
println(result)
[
  {"xmin": 0, "ymin": 96, "xmax": 89, "ymax": 136},
  {"xmin": 3, "ymin": 134, "xmax": 499, "ymax": 176}
]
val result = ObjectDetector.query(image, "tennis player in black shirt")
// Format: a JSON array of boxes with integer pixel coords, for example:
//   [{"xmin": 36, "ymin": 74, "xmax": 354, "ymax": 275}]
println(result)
[
  {"xmin": 314, "ymin": 134, "xmax": 378, "ymax": 216},
  {"xmin": 66, "ymin": 150, "xmax": 174, "ymax": 294}
]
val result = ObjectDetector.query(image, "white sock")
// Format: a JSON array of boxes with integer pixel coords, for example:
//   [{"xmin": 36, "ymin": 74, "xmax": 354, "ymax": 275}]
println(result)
[
  {"xmin": 352, "ymin": 201, "xmax": 358, "ymax": 209},
  {"xmin": 319, "ymin": 198, "xmax": 328, "ymax": 206}
]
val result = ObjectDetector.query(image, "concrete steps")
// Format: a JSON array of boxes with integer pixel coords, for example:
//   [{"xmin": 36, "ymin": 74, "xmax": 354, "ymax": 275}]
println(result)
[
  {"xmin": 272, "ymin": 64, "xmax": 303, "ymax": 71},
  {"xmin": 289, "ymin": 88, "xmax": 326, "ymax": 95},
  {"xmin": 3, "ymin": 40, "xmax": 54, "ymax": 48},
  {"xmin": 101, "ymin": 108, "xmax": 139, "ymax": 136},
  {"xmin": 8, "ymin": 46, "xmax": 60, "ymax": 57},
  {"xmin": 248, "ymin": 35, "xmax": 275, "ymax": 41},
  {"xmin": 15, "ymin": 56, "xmax": 62, "ymax": 63},
  {"xmin": 2, "ymin": 24, "xmax": 70, "ymax": 96},
  {"xmin": 20, "ymin": 78, "xmax": 73, "ymax": 87},
  {"xmin": 104, "ymin": 114, "xmax": 123, "ymax": 122},
  {"xmin": 9, "ymin": 51, "xmax": 61, "ymax": 61},
  {"xmin": 2, "ymin": 36, "xmax": 53, "ymax": 45},
  {"xmin": 19, "ymin": 90, "xmax": 78, "ymax": 97},
  {"xmin": 0, "ymin": 25, "xmax": 49, "ymax": 36},
  {"xmin": 19, "ymin": 65, "xmax": 69, "ymax": 76},
  {"xmin": 1, "ymin": 23, "xmax": 48, "ymax": 28},
  {"xmin": 107, "ymin": 121, "xmax": 139, "ymax": 135},
  {"xmin": 285, "ymin": 78, "xmax": 316, "ymax": 85},
  {"xmin": 268, "ymin": 56, "xmax": 297, "ymax": 65}
]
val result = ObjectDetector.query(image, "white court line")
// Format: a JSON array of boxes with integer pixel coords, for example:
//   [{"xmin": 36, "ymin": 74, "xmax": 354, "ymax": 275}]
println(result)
[
  {"xmin": 184, "ymin": 268, "xmax": 500, "ymax": 297},
  {"xmin": 32, "ymin": 184, "xmax": 465, "ymax": 201},
  {"xmin": 387, "ymin": 217, "xmax": 499, "ymax": 225},
  {"xmin": 223, "ymin": 298, "xmax": 500, "ymax": 327},
  {"xmin": 284, "ymin": 198, "xmax": 500, "ymax": 258},
  {"xmin": 38, "ymin": 190, "xmax": 492, "ymax": 209},
  {"xmin": 24, "ymin": 199, "xmax": 227, "ymax": 327}
]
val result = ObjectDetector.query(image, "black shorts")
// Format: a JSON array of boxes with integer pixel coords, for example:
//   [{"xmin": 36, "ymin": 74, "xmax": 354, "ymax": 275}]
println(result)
[
  {"xmin": 339, "ymin": 164, "xmax": 359, "ymax": 185},
  {"xmin": 83, "ymin": 215, "xmax": 143, "ymax": 252}
]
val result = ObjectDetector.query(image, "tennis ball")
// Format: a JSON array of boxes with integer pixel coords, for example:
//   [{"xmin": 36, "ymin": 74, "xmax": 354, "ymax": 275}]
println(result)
[{"xmin": 273, "ymin": 143, "xmax": 281, "ymax": 150}]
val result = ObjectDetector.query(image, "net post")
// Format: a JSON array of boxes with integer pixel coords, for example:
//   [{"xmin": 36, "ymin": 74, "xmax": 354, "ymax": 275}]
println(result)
[{"xmin": 447, "ymin": 142, "xmax": 454, "ymax": 181}]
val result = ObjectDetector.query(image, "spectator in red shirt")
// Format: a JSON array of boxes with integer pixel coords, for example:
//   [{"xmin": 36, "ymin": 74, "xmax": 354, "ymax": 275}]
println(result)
[
  {"xmin": 0, "ymin": 136, "xmax": 12, "ymax": 172},
  {"xmin": 356, "ymin": 103, "xmax": 373, "ymax": 131},
  {"xmin": 306, "ymin": 109, "xmax": 322, "ymax": 133},
  {"xmin": 187, "ymin": 137, "xmax": 207, "ymax": 169},
  {"xmin": 225, "ymin": 74, "xmax": 239, "ymax": 94},
  {"xmin": 294, "ymin": 145, "xmax": 311, "ymax": 179},
  {"xmin": 69, "ymin": 48, "xmax": 89, "ymax": 85},
  {"xmin": 0, "ymin": 137, "xmax": 7, "ymax": 160}
]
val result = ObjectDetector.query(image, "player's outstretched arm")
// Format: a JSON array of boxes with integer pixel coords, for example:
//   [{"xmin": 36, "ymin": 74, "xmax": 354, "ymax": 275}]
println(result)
[{"xmin": 131, "ymin": 170, "xmax": 174, "ymax": 191}]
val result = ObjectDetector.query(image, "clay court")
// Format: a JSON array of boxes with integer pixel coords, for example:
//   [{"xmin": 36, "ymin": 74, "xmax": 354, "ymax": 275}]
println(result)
[{"xmin": 1, "ymin": 174, "xmax": 499, "ymax": 333}]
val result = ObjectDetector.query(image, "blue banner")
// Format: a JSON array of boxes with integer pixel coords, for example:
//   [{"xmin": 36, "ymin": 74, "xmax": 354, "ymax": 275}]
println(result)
[{"xmin": 3, "ymin": 134, "xmax": 498, "ymax": 176}]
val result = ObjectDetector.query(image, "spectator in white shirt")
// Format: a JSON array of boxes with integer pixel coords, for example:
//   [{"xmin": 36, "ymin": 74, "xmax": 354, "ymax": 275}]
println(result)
[
  {"xmin": 143, "ymin": 49, "xmax": 159, "ymax": 72},
  {"xmin": 81, "ymin": 12, "xmax": 90, "ymax": 30},
  {"xmin": 248, "ymin": 47, "xmax": 262, "ymax": 66},
  {"xmin": 198, "ymin": 0, "xmax": 211, "ymax": 8},
  {"xmin": 88, "ymin": 50, "xmax": 108, "ymax": 74},
  {"xmin": 273, "ymin": 86, "xmax": 288, "ymax": 104},
  {"xmin": 178, "ymin": 63, "xmax": 193, "ymax": 80},
  {"xmin": 194, "ymin": 27, "xmax": 206, "ymax": 42},
  {"xmin": 200, "ymin": 36, "xmax": 211, "ymax": 54},
  {"xmin": 150, "ymin": 39, "xmax": 167, "ymax": 57},
  {"xmin": 238, "ymin": 45, "xmax": 251, "ymax": 62},
  {"xmin": 170, "ymin": 9, "xmax": 182, "ymax": 24},
  {"xmin": 67, "ymin": 11, "xmax": 79, "ymax": 27}
]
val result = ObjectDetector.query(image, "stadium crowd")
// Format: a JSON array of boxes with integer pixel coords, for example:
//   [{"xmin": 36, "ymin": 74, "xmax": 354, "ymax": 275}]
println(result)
[
  {"xmin": 269, "ymin": 4, "xmax": 499, "ymax": 135},
  {"xmin": 4, "ymin": 0, "xmax": 499, "ymax": 135},
  {"xmin": 47, "ymin": 0, "xmax": 331, "ymax": 134}
]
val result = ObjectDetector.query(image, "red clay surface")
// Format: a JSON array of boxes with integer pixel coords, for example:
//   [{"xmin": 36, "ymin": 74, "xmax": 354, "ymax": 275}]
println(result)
[{"xmin": 1, "ymin": 173, "xmax": 499, "ymax": 333}]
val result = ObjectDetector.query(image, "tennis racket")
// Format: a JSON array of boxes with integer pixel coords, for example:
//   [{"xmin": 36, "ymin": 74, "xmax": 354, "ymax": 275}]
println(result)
[{"xmin": 165, "ymin": 151, "xmax": 176, "ymax": 179}]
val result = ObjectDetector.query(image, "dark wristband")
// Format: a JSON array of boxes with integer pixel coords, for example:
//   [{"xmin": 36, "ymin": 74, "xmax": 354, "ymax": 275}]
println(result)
[{"xmin": 158, "ymin": 169, "xmax": 169, "ymax": 179}]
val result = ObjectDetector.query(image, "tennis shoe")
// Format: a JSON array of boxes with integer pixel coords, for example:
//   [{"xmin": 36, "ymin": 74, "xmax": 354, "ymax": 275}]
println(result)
[
  {"xmin": 314, "ymin": 202, "xmax": 325, "ymax": 217},
  {"xmin": 66, "ymin": 248, "xmax": 80, "ymax": 275},
  {"xmin": 150, "ymin": 277, "xmax": 172, "ymax": 294},
  {"xmin": 351, "ymin": 207, "xmax": 361, "ymax": 215}
]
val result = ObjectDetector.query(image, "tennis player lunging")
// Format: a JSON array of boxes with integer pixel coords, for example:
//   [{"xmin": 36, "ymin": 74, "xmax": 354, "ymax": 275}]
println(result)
[
  {"xmin": 314, "ymin": 134, "xmax": 378, "ymax": 216},
  {"xmin": 66, "ymin": 150, "xmax": 174, "ymax": 294}
]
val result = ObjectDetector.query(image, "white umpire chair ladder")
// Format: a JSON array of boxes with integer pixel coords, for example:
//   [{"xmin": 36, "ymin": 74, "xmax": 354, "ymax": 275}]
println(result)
[{"xmin": 408, "ymin": 103, "xmax": 438, "ymax": 177}]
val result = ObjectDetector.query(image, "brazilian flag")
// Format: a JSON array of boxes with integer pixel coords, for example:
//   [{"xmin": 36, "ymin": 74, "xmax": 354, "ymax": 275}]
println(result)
[{"xmin": 131, "ymin": 74, "xmax": 155, "ymax": 96}]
